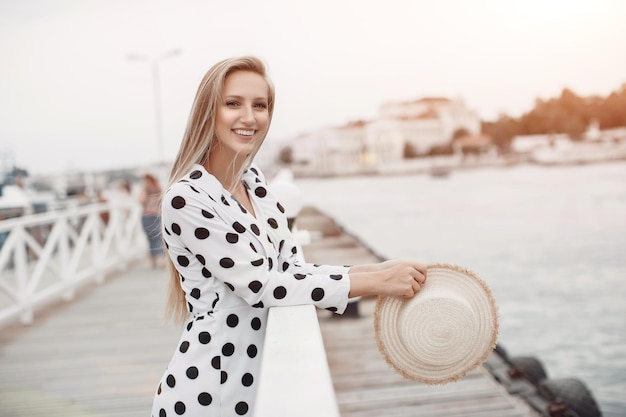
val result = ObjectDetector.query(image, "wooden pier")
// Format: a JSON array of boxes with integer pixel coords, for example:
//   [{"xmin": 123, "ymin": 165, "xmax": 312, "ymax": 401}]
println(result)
[
  {"xmin": 0, "ymin": 206, "xmax": 539, "ymax": 417},
  {"xmin": 297, "ymin": 206, "xmax": 540, "ymax": 417}
]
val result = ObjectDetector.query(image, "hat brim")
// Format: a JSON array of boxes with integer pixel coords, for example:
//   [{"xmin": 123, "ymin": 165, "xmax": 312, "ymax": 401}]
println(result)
[{"xmin": 374, "ymin": 263, "xmax": 499, "ymax": 385}]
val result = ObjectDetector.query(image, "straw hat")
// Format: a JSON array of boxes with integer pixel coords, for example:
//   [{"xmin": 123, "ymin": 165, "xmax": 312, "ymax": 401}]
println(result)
[{"xmin": 374, "ymin": 263, "xmax": 499, "ymax": 385}]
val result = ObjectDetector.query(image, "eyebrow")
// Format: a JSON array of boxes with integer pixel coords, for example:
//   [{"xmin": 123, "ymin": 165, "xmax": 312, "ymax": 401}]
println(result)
[{"xmin": 224, "ymin": 95, "xmax": 268, "ymax": 101}]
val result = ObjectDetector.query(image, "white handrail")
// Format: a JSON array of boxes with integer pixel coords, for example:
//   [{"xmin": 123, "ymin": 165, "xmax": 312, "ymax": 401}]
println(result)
[
  {"xmin": 0, "ymin": 200, "xmax": 147, "ymax": 327},
  {"xmin": 254, "ymin": 305, "xmax": 340, "ymax": 417}
]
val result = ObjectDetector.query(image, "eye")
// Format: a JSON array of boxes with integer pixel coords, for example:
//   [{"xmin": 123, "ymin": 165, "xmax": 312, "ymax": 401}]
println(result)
[
  {"xmin": 254, "ymin": 102, "xmax": 268, "ymax": 110},
  {"xmin": 226, "ymin": 101, "xmax": 240, "ymax": 107}
]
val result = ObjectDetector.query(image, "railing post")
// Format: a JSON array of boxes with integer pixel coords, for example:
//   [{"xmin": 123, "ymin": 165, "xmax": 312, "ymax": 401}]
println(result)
[
  {"xmin": 58, "ymin": 215, "xmax": 73, "ymax": 301},
  {"xmin": 14, "ymin": 227, "xmax": 33, "ymax": 325},
  {"xmin": 92, "ymin": 211, "xmax": 105, "ymax": 284}
]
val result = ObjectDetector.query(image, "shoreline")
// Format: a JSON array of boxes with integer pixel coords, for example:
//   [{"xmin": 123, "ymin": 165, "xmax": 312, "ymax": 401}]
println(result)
[{"xmin": 287, "ymin": 154, "xmax": 626, "ymax": 180}]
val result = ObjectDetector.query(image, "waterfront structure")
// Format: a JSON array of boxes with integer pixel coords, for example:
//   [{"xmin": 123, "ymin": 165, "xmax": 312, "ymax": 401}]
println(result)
[
  {"xmin": 511, "ymin": 125, "xmax": 626, "ymax": 165},
  {"xmin": 380, "ymin": 97, "xmax": 481, "ymax": 154},
  {"xmin": 287, "ymin": 97, "xmax": 482, "ymax": 176}
]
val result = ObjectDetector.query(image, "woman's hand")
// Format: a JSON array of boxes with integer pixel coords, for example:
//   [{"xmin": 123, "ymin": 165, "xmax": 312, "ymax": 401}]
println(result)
[
  {"xmin": 377, "ymin": 261, "xmax": 427, "ymax": 298},
  {"xmin": 348, "ymin": 260, "xmax": 427, "ymax": 298}
]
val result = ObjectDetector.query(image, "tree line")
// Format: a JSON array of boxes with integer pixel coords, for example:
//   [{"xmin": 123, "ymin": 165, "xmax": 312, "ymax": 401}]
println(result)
[{"xmin": 482, "ymin": 83, "xmax": 626, "ymax": 152}]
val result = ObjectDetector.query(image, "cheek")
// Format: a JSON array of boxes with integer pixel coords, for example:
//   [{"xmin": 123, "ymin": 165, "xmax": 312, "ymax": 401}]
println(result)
[{"xmin": 258, "ymin": 113, "xmax": 270, "ymax": 127}]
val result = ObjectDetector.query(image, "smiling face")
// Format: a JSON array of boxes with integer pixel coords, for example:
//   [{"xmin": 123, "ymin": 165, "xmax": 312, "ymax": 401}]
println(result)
[{"xmin": 213, "ymin": 70, "xmax": 270, "ymax": 164}]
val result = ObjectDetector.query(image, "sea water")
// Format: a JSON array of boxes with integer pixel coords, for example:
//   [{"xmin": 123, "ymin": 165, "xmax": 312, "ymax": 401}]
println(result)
[{"xmin": 296, "ymin": 161, "xmax": 626, "ymax": 417}]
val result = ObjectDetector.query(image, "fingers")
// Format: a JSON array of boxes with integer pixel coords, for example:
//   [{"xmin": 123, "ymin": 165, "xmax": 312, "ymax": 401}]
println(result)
[
  {"xmin": 416, "ymin": 263, "xmax": 428, "ymax": 282},
  {"xmin": 411, "ymin": 279, "xmax": 421, "ymax": 296},
  {"xmin": 408, "ymin": 263, "xmax": 427, "ymax": 285},
  {"xmin": 382, "ymin": 261, "xmax": 428, "ymax": 298},
  {"xmin": 407, "ymin": 263, "xmax": 427, "ymax": 297}
]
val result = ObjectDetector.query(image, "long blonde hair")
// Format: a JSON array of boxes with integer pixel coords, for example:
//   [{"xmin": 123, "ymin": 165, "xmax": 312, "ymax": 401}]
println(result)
[{"xmin": 164, "ymin": 56, "xmax": 276, "ymax": 323}]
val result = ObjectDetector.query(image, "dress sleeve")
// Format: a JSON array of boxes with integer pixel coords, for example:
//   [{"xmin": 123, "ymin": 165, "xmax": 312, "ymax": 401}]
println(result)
[
  {"xmin": 275, "ymin": 233, "xmax": 352, "ymax": 277},
  {"xmin": 162, "ymin": 184, "xmax": 351, "ymax": 313}
]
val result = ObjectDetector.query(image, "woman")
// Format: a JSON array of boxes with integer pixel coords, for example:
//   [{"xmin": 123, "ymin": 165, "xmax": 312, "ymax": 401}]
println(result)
[
  {"xmin": 152, "ymin": 56, "xmax": 427, "ymax": 417},
  {"xmin": 139, "ymin": 173, "xmax": 164, "ymax": 268}
]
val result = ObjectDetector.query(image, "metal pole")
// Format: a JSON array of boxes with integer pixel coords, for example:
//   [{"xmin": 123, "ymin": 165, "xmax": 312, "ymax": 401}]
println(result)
[
  {"xmin": 127, "ymin": 49, "xmax": 180, "ymax": 165},
  {"xmin": 151, "ymin": 61, "xmax": 164, "ymax": 164}
]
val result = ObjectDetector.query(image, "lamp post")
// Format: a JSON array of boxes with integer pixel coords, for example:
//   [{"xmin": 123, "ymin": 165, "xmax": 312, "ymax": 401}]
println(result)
[{"xmin": 127, "ymin": 49, "xmax": 181, "ymax": 165}]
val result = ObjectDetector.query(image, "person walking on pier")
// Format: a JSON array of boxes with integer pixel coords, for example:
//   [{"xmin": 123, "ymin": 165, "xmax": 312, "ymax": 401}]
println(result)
[
  {"xmin": 139, "ymin": 173, "xmax": 164, "ymax": 268},
  {"xmin": 151, "ymin": 56, "xmax": 427, "ymax": 417}
]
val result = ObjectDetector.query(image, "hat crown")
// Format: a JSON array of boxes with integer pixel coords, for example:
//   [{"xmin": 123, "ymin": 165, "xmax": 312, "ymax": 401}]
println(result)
[{"xmin": 374, "ymin": 263, "xmax": 499, "ymax": 385}]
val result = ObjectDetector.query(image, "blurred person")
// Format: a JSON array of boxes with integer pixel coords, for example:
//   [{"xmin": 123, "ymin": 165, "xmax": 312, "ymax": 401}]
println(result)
[
  {"xmin": 139, "ymin": 173, "xmax": 164, "ymax": 268},
  {"xmin": 96, "ymin": 188, "xmax": 109, "ymax": 225},
  {"xmin": 117, "ymin": 179, "xmax": 132, "ymax": 197},
  {"xmin": 151, "ymin": 56, "xmax": 428, "ymax": 417}
]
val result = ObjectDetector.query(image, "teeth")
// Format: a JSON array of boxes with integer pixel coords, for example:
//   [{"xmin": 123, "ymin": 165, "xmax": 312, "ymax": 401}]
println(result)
[{"xmin": 234, "ymin": 129, "xmax": 254, "ymax": 136}]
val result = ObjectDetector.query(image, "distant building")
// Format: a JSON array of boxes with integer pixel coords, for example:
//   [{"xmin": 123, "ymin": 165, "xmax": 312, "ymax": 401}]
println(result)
[
  {"xmin": 380, "ymin": 97, "xmax": 481, "ymax": 154},
  {"xmin": 453, "ymin": 133, "xmax": 497, "ymax": 159},
  {"xmin": 512, "ymin": 124, "xmax": 626, "ymax": 165},
  {"xmin": 286, "ymin": 97, "xmax": 481, "ymax": 176}
]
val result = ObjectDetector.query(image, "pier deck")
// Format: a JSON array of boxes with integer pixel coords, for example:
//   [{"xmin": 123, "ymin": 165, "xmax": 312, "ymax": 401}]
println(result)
[
  {"xmin": 297, "ymin": 206, "xmax": 539, "ymax": 417},
  {"xmin": 0, "ymin": 206, "xmax": 539, "ymax": 417}
]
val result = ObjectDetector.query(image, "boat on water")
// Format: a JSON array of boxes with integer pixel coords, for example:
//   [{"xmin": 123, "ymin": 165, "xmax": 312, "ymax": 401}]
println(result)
[{"xmin": 429, "ymin": 165, "xmax": 451, "ymax": 178}]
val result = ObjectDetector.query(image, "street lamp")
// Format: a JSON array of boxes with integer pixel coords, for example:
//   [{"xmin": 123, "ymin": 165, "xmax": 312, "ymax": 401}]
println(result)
[{"xmin": 127, "ymin": 48, "xmax": 181, "ymax": 164}]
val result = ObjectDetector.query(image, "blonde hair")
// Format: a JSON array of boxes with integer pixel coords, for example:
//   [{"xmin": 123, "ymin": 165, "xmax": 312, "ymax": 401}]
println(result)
[{"xmin": 164, "ymin": 56, "xmax": 276, "ymax": 323}]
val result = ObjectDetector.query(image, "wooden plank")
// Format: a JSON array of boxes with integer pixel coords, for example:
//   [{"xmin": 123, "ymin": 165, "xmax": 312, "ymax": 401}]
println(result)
[{"xmin": 0, "ymin": 260, "xmax": 180, "ymax": 417}]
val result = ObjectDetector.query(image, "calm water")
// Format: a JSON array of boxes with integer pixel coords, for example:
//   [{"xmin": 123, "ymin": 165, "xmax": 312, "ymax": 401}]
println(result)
[{"xmin": 296, "ymin": 161, "xmax": 626, "ymax": 417}]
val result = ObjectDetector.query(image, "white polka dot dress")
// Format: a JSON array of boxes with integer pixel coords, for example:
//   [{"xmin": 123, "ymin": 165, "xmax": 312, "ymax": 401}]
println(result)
[{"xmin": 151, "ymin": 164, "xmax": 351, "ymax": 417}]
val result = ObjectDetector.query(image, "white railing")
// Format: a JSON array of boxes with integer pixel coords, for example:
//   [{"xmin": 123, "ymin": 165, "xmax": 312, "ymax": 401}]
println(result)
[
  {"xmin": 0, "ymin": 200, "xmax": 147, "ymax": 327},
  {"xmin": 255, "ymin": 305, "xmax": 340, "ymax": 417}
]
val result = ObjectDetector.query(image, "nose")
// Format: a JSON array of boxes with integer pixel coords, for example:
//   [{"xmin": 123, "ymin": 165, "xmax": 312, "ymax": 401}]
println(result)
[{"xmin": 240, "ymin": 105, "xmax": 255, "ymax": 124}]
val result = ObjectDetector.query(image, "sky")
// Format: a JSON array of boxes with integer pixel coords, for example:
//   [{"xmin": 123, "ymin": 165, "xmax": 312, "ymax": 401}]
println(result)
[{"xmin": 1, "ymin": 0, "xmax": 625, "ymax": 175}]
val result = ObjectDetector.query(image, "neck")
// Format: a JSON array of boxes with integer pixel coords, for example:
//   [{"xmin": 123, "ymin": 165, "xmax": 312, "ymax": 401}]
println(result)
[{"xmin": 205, "ymin": 146, "xmax": 247, "ymax": 191}]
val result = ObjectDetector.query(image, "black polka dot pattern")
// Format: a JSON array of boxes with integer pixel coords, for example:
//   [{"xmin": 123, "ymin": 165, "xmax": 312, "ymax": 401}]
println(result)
[
  {"xmin": 186, "ymin": 366, "xmax": 199, "ymax": 379},
  {"xmin": 153, "ymin": 165, "xmax": 352, "ymax": 416},
  {"xmin": 248, "ymin": 281, "xmax": 262, "ymax": 293},
  {"xmin": 251, "ymin": 317, "xmax": 261, "ymax": 330},
  {"xmin": 195, "ymin": 227, "xmax": 210, "ymax": 239},
  {"xmin": 235, "ymin": 401, "xmax": 249, "ymax": 415},
  {"xmin": 171, "ymin": 196, "xmax": 185, "ymax": 209},
  {"xmin": 254, "ymin": 187, "xmax": 267, "ymax": 197},
  {"xmin": 311, "ymin": 288, "xmax": 325, "ymax": 301},
  {"xmin": 222, "ymin": 343, "xmax": 235, "ymax": 356},
  {"xmin": 199, "ymin": 331, "xmax": 211, "ymax": 344},
  {"xmin": 273, "ymin": 286, "xmax": 287, "ymax": 299},
  {"xmin": 220, "ymin": 258, "xmax": 235, "ymax": 268},
  {"xmin": 226, "ymin": 314, "xmax": 239, "ymax": 328},
  {"xmin": 198, "ymin": 392, "xmax": 212, "ymax": 406},
  {"xmin": 242, "ymin": 372, "xmax": 253, "ymax": 387}
]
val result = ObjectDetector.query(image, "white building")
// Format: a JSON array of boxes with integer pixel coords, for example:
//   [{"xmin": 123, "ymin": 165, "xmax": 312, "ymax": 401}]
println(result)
[
  {"xmin": 379, "ymin": 97, "xmax": 481, "ymax": 154},
  {"xmin": 286, "ymin": 97, "xmax": 481, "ymax": 176}
]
